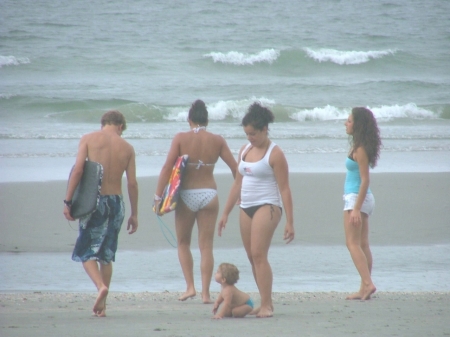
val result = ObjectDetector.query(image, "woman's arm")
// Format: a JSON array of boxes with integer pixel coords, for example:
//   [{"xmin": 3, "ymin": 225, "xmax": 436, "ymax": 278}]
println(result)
[
  {"xmin": 219, "ymin": 137, "xmax": 237, "ymax": 178},
  {"xmin": 351, "ymin": 146, "xmax": 370, "ymax": 225},
  {"xmin": 271, "ymin": 146, "xmax": 295, "ymax": 243},
  {"xmin": 217, "ymin": 145, "xmax": 244, "ymax": 236},
  {"xmin": 154, "ymin": 134, "xmax": 181, "ymax": 210}
]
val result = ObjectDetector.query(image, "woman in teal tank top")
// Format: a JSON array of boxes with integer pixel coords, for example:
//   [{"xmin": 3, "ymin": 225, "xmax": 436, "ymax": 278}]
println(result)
[{"xmin": 343, "ymin": 107, "xmax": 381, "ymax": 301}]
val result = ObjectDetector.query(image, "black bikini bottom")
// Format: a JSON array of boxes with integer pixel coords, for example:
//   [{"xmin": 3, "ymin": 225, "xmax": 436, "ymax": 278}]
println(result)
[{"xmin": 241, "ymin": 204, "xmax": 282, "ymax": 219}]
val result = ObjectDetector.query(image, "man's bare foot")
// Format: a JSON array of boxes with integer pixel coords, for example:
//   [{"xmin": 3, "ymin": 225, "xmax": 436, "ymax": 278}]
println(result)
[
  {"xmin": 361, "ymin": 285, "xmax": 376, "ymax": 300},
  {"xmin": 96, "ymin": 305, "xmax": 107, "ymax": 317},
  {"xmin": 178, "ymin": 291, "xmax": 196, "ymax": 301},
  {"xmin": 93, "ymin": 286, "xmax": 108, "ymax": 315},
  {"xmin": 256, "ymin": 306, "xmax": 273, "ymax": 318}
]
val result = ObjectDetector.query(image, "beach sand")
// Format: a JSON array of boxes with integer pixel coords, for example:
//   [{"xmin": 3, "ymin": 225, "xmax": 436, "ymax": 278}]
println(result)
[
  {"xmin": 1, "ymin": 291, "xmax": 449, "ymax": 337},
  {"xmin": 1, "ymin": 172, "xmax": 449, "ymax": 336}
]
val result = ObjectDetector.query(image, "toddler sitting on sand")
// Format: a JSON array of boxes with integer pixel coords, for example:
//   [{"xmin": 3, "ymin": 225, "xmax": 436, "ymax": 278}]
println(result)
[{"xmin": 212, "ymin": 263, "xmax": 254, "ymax": 319}]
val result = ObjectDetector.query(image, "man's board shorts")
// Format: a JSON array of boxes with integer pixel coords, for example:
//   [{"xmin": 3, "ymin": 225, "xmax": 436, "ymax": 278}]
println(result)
[
  {"xmin": 343, "ymin": 193, "xmax": 375, "ymax": 216},
  {"xmin": 72, "ymin": 195, "xmax": 125, "ymax": 265}
]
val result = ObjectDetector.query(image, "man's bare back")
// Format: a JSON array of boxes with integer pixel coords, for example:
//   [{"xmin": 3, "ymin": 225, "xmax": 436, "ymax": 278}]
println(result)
[{"xmin": 81, "ymin": 128, "xmax": 135, "ymax": 195}]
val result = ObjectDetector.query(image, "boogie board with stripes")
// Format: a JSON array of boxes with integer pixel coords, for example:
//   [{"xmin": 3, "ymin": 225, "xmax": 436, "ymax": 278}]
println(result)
[{"xmin": 154, "ymin": 154, "xmax": 188, "ymax": 215}]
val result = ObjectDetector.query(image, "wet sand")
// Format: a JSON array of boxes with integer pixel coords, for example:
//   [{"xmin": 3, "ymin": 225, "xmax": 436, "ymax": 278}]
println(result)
[{"xmin": 1, "ymin": 172, "xmax": 449, "ymax": 253}]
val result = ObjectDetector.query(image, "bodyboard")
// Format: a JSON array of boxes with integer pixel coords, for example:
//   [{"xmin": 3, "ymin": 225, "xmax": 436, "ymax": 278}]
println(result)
[
  {"xmin": 154, "ymin": 155, "xmax": 188, "ymax": 215},
  {"xmin": 69, "ymin": 160, "xmax": 103, "ymax": 219}
]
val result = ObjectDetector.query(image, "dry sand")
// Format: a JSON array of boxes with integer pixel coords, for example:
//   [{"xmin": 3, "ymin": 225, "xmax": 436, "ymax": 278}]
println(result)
[{"xmin": 1, "ymin": 172, "xmax": 449, "ymax": 336}]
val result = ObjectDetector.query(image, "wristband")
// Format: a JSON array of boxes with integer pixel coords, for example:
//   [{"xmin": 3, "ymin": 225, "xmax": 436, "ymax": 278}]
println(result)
[
  {"xmin": 64, "ymin": 199, "xmax": 72, "ymax": 207},
  {"xmin": 154, "ymin": 194, "xmax": 162, "ymax": 201}
]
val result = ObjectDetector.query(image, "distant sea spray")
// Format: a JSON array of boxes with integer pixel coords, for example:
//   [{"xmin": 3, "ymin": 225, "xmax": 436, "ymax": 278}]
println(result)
[
  {"xmin": 304, "ymin": 48, "xmax": 397, "ymax": 65},
  {"xmin": 0, "ymin": 55, "xmax": 30, "ymax": 68},
  {"xmin": 202, "ymin": 48, "xmax": 396, "ymax": 66},
  {"xmin": 203, "ymin": 49, "xmax": 280, "ymax": 65}
]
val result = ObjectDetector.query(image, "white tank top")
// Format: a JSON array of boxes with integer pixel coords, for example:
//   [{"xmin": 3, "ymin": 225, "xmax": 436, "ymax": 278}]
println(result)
[{"xmin": 238, "ymin": 142, "xmax": 282, "ymax": 208}]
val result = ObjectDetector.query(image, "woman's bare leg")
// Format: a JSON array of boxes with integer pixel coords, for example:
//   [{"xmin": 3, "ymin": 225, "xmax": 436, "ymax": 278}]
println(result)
[
  {"xmin": 344, "ymin": 211, "xmax": 376, "ymax": 300},
  {"xmin": 241, "ymin": 205, "xmax": 280, "ymax": 318},
  {"xmin": 175, "ymin": 203, "xmax": 197, "ymax": 301},
  {"xmin": 196, "ymin": 196, "xmax": 219, "ymax": 304}
]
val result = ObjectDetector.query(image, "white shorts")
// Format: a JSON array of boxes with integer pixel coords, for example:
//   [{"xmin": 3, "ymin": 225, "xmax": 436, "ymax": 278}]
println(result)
[{"xmin": 343, "ymin": 193, "xmax": 375, "ymax": 216}]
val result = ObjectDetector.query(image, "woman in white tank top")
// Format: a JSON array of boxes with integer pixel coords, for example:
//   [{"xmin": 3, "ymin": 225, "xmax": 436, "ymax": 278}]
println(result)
[{"xmin": 218, "ymin": 102, "xmax": 295, "ymax": 318}]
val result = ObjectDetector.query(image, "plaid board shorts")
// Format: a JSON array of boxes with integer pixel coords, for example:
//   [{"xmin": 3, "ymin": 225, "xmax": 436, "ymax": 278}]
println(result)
[{"xmin": 72, "ymin": 195, "xmax": 125, "ymax": 264}]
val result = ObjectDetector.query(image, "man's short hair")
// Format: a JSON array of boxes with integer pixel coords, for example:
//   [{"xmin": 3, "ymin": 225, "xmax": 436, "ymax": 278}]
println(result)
[{"xmin": 101, "ymin": 110, "xmax": 127, "ymax": 131}]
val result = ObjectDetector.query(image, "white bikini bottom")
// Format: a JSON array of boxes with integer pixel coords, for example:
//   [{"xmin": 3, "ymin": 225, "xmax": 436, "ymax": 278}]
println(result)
[{"xmin": 180, "ymin": 189, "xmax": 217, "ymax": 212}]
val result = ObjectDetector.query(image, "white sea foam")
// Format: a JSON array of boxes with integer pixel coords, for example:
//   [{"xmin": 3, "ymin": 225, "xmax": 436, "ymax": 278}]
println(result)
[
  {"xmin": 0, "ymin": 55, "xmax": 30, "ymax": 68},
  {"xmin": 204, "ymin": 49, "xmax": 280, "ymax": 65},
  {"xmin": 290, "ymin": 105, "xmax": 350, "ymax": 121},
  {"xmin": 369, "ymin": 103, "xmax": 438, "ymax": 120},
  {"xmin": 164, "ymin": 97, "xmax": 276, "ymax": 121},
  {"xmin": 290, "ymin": 103, "xmax": 437, "ymax": 121},
  {"xmin": 304, "ymin": 48, "xmax": 396, "ymax": 65}
]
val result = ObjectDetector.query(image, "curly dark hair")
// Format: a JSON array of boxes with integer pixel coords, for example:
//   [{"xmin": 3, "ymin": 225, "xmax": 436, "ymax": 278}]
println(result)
[
  {"xmin": 188, "ymin": 99, "xmax": 208, "ymax": 126},
  {"xmin": 350, "ymin": 107, "xmax": 381, "ymax": 168},
  {"xmin": 241, "ymin": 102, "xmax": 274, "ymax": 130}
]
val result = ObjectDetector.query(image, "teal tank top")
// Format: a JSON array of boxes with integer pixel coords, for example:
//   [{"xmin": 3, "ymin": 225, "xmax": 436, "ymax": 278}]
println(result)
[{"xmin": 344, "ymin": 157, "xmax": 371, "ymax": 194}]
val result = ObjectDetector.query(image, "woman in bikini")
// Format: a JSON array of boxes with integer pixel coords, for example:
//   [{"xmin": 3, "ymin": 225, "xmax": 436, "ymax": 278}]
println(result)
[
  {"xmin": 154, "ymin": 99, "xmax": 237, "ymax": 303},
  {"xmin": 343, "ymin": 107, "xmax": 381, "ymax": 300},
  {"xmin": 218, "ymin": 102, "xmax": 295, "ymax": 317}
]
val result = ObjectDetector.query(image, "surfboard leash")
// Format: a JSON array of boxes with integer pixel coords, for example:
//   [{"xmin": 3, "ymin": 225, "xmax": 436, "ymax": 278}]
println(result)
[{"xmin": 156, "ymin": 216, "xmax": 178, "ymax": 248}]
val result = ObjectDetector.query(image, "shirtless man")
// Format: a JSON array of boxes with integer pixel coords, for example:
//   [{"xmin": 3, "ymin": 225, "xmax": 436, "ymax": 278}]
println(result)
[{"xmin": 63, "ymin": 110, "xmax": 138, "ymax": 317}]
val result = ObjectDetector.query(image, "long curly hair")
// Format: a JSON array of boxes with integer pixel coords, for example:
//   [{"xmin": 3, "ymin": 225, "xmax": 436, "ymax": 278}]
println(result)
[{"xmin": 350, "ymin": 107, "xmax": 381, "ymax": 168}]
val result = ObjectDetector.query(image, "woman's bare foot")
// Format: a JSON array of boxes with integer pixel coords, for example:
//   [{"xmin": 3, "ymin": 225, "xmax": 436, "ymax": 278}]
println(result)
[
  {"xmin": 93, "ymin": 286, "xmax": 108, "ymax": 315},
  {"xmin": 346, "ymin": 292, "xmax": 362, "ymax": 300},
  {"xmin": 256, "ymin": 305, "xmax": 273, "ymax": 318},
  {"xmin": 361, "ymin": 284, "xmax": 376, "ymax": 300},
  {"xmin": 202, "ymin": 293, "xmax": 213, "ymax": 304},
  {"xmin": 178, "ymin": 291, "xmax": 196, "ymax": 301},
  {"xmin": 249, "ymin": 307, "xmax": 259, "ymax": 315},
  {"xmin": 346, "ymin": 283, "xmax": 376, "ymax": 300}
]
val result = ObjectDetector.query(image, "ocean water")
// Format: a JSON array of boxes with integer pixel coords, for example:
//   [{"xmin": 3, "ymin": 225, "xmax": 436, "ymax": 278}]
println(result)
[{"xmin": 1, "ymin": 0, "xmax": 449, "ymax": 182}]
